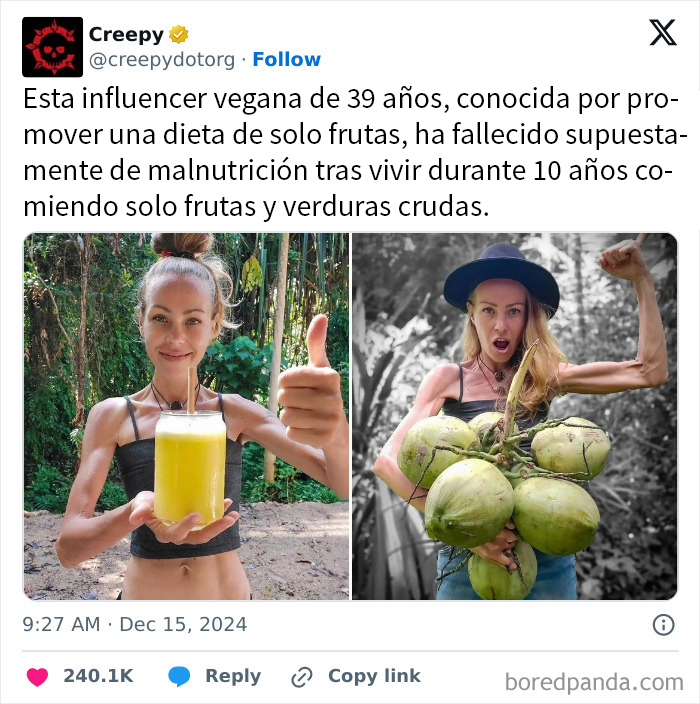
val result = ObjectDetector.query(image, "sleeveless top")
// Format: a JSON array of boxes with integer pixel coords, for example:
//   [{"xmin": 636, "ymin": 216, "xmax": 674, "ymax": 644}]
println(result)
[
  {"xmin": 441, "ymin": 364, "xmax": 548, "ymax": 450},
  {"xmin": 114, "ymin": 393, "xmax": 242, "ymax": 559}
]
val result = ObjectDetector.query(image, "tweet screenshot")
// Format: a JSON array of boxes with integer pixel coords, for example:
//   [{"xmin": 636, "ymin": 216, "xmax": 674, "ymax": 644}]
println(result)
[{"xmin": 1, "ymin": 0, "xmax": 698, "ymax": 702}]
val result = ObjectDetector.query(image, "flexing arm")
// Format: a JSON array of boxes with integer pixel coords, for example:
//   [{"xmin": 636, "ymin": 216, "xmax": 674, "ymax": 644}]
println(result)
[{"xmin": 558, "ymin": 239, "xmax": 668, "ymax": 394}]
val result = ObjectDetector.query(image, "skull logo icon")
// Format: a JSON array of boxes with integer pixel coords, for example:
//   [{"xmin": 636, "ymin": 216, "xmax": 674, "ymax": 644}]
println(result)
[{"xmin": 25, "ymin": 19, "xmax": 76, "ymax": 75}]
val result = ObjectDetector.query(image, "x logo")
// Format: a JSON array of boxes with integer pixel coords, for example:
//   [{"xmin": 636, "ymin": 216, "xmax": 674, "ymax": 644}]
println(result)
[{"xmin": 650, "ymin": 19, "xmax": 676, "ymax": 46}]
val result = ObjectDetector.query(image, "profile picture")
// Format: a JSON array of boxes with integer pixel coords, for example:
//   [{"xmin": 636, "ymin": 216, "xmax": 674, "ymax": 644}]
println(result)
[
  {"xmin": 353, "ymin": 233, "xmax": 676, "ymax": 601},
  {"xmin": 24, "ymin": 233, "xmax": 349, "ymax": 600},
  {"xmin": 22, "ymin": 17, "xmax": 83, "ymax": 77}
]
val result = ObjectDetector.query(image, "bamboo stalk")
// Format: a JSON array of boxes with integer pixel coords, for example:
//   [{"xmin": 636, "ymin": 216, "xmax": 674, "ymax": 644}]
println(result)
[{"xmin": 264, "ymin": 233, "xmax": 290, "ymax": 483}]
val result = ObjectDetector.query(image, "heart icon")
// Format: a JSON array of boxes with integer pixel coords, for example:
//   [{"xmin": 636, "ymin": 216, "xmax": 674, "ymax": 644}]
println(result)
[{"xmin": 27, "ymin": 668, "xmax": 48, "ymax": 687}]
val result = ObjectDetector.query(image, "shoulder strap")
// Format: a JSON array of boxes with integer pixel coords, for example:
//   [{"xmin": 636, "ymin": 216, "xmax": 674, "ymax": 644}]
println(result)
[
  {"xmin": 456, "ymin": 364, "xmax": 464, "ymax": 404},
  {"xmin": 218, "ymin": 392, "xmax": 226, "ymax": 422},
  {"xmin": 124, "ymin": 396, "xmax": 140, "ymax": 441}
]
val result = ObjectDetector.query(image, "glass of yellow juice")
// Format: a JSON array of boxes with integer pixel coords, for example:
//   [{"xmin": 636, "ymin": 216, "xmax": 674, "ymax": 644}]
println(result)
[{"xmin": 154, "ymin": 410, "xmax": 226, "ymax": 528}]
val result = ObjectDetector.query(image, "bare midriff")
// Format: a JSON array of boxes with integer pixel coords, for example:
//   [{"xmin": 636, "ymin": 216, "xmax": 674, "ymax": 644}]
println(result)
[{"xmin": 122, "ymin": 551, "xmax": 250, "ymax": 600}]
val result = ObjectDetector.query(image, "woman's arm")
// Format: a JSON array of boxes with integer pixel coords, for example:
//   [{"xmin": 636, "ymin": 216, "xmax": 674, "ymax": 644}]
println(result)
[
  {"xmin": 241, "ymin": 315, "xmax": 349, "ymax": 497},
  {"xmin": 238, "ymin": 402, "xmax": 348, "ymax": 498},
  {"xmin": 373, "ymin": 365, "xmax": 456, "ymax": 512},
  {"xmin": 277, "ymin": 315, "xmax": 349, "ymax": 496},
  {"xmin": 557, "ymin": 239, "xmax": 668, "ymax": 394},
  {"xmin": 55, "ymin": 399, "xmax": 136, "ymax": 567}
]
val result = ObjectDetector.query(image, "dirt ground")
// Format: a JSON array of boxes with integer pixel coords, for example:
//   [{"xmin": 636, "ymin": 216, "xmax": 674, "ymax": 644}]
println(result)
[{"xmin": 24, "ymin": 502, "xmax": 349, "ymax": 601}]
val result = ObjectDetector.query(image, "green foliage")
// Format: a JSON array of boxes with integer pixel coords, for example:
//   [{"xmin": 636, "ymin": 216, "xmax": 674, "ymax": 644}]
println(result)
[
  {"xmin": 25, "ymin": 234, "xmax": 154, "ymax": 484},
  {"xmin": 242, "ymin": 442, "xmax": 341, "ymax": 504},
  {"xmin": 243, "ymin": 464, "xmax": 341, "ymax": 504},
  {"xmin": 96, "ymin": 480, "xmax": 129, "ymax": 512},
  {"xmin": 25, "ymin": 464, "xmax": 127, "ymax": 514},
  {"xmin": 328, "ymin": 307, "xmax": 350, "ymax": 416},
  {"xmin": 241, "ymin": 441, "xmax": 267, "ymax": 486},
  {"xmin": 338, "ymin": 361, "xmax": 349, "ymax": 417},
  {"xmin": 25, "ymin": 466, "xmax": 72, "ymax": 513},
  {"xmin": 327, "ymin": 307, "xmax": 349, "ymax": 369},
  {"xmin": 69, "ymin": 427, "xmax": 84, "ymax": 452},
  {"xmin": 24, "ymin": 369, "xmax": 75, "ymax": 485},
  {"xmin": 201, "ymin": 337, "xmax": 275, "ymax": 401},
  {"xmin": 86, "ymin": 239, "xmax": 154, "ymax": 399},
  {"xmin": 213, "ymin": 233, "xmax": 349, "ymax": 364}
]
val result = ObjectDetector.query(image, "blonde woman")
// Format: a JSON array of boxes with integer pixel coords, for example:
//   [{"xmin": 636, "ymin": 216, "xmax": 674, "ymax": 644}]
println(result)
[
  {"xmin": 374, "ymin": 241, "xmax": 667, "ymax": 599},
  {"xmin": 57, "ymin": 233, "xmax": 348, "ymax": 600}
]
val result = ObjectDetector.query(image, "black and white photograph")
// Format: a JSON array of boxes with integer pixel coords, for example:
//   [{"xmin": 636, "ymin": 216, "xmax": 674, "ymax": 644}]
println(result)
[{"xmin": 352, "ymin": 233, "xmax": 676, "ymax": 601}]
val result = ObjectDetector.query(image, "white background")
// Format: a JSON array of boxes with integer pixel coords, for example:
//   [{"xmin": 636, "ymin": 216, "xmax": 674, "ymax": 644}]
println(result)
[{"xmin": 2, "ymin": 1, "xmax": 698, "ymax": 702}]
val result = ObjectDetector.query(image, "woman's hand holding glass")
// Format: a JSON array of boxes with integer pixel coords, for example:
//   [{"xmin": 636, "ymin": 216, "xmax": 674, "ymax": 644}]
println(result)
[{"xmin": 129, "ymin": 491, "xmax": 239, "ymax": 545}]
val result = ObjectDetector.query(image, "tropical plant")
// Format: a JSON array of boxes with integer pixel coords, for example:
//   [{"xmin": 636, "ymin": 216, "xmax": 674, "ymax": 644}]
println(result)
[
  {"xmin": 201, "ymin": 338, "xmax": 276, "ymax": 402},
  {"xmin": 242, "ymin": 443, "xmax": 340, "ymax": 503},
  {"xmin": 352, "ymin": 283, "xmax": 440, "ymax": 599}
]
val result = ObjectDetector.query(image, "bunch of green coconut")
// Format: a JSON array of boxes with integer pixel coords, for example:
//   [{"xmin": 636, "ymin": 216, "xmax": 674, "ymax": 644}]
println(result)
[{"xmin": 397, "ymin": 342, "xmax": 610, "ymax": 600}]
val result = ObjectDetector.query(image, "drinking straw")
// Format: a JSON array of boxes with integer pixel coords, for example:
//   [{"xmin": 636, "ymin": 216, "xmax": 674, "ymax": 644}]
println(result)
[{"xmin": 187, "ymin": 366, "xmax": 197, "ymax": 414}]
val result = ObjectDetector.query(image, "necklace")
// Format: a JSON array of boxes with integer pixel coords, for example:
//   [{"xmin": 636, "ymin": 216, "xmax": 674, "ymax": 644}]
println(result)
[
  {"xmin": 476, "ymin": 356, "xmax": 508, "ymax": 396},
  {"xmin": 151, "ymin": 380, "xmax": 200, "ymax": 411},
  {"xmin": 478, "ymin": 354, "xmax": 507, "ymax": 382}
]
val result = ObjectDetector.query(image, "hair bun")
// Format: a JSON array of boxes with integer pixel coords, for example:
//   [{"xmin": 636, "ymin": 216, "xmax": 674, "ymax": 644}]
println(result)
[{"xmin": 151, "ymin": 233, "xmax": 214, "ymax": 256}]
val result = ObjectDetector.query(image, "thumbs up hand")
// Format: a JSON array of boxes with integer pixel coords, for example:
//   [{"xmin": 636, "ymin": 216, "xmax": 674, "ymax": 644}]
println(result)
[
  {"xmin": 278, "ymin": 314, "xmax": 346, "ymax": 450},
  {"xmin": 305, "ymin": 312, "xmax": 332, "ymax": 368}
]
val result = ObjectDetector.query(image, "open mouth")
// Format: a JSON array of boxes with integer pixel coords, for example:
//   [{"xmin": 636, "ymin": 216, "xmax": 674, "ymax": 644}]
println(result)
[{"xmin": 493, "ymin": 339, "xmax": 510, "ymax": 352}]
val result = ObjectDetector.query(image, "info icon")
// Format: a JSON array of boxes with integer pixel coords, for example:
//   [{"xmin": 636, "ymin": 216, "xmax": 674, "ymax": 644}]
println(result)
[{"xmin": 22, "ymin": 17, "xmax": 83, "ymax": 77}]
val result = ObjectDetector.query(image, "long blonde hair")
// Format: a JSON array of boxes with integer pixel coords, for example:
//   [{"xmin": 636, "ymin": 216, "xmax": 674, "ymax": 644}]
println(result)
[{"xmin": 464, "ymin": 289, "xmax": 566, "ymax": 415}]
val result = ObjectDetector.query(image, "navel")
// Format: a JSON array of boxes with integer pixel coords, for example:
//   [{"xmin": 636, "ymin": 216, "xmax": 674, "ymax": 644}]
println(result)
[{"xmin": 178, "ymin": 561, "xmax": 193, "ymax": 577}]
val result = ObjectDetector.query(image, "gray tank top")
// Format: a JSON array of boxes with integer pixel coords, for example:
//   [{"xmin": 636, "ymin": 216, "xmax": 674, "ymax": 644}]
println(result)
[
  {"xmin": 441, "ymin": 364, "xmax": 548, "ymax": 452},
  {"xmin": 114, "ymin": 393, "xmax": 242, "ymax": 559}
]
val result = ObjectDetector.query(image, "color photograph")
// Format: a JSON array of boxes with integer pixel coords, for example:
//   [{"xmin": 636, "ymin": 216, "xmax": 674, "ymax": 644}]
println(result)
[{"xmin": 24, "ymin": 233, "xmax": 349, "ymax": 600}]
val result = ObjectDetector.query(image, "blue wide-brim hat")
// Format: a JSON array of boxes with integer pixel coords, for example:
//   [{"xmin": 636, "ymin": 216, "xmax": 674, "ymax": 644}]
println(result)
[{"xmin": 443, "ymin": 243, "xmax": 560, "ymax": 318}]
